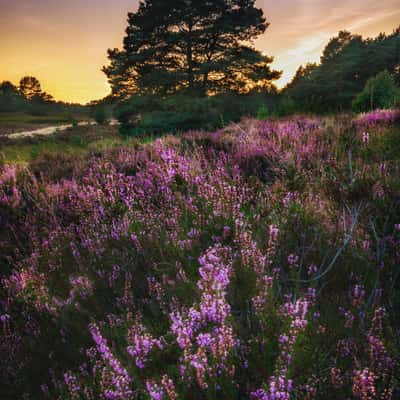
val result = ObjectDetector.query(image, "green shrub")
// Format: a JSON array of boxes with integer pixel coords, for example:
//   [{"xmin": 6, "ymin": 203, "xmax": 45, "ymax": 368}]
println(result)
[
  {"xmin": 116, "ymin": 92, "xmax": 278, "ymax": 136},
  {"xmin": 92, "ymin": 106, "xmax": 110, "ymax": 125},
  {"xmin": 277, "ymin": 96, "xmax": 298, "ymax": 116},
  {"xmin": 256, "ymin": 104, "xmax": 269, "ymax": 119},
  {"xmin": 352, "ymin": 70, "xmax": 400, "ymax": 112}
]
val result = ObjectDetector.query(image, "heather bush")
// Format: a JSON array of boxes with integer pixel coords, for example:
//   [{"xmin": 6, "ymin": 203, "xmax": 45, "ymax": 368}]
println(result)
[
  {"xmin": 29, "ymin": 151, "xmax": 87, "ymax": 181},
  {"xmin": 0, "ymin": 110, "xmax": 399, "ymax": 399}
]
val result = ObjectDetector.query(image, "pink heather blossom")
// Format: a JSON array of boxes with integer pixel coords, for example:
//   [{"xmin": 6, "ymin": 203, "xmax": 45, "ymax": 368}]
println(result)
[
  {"xmin": 2, "ymin": 112, "xmax": 400, "ymax": 399},
  {"xmin": 355, "ymin": 109, "xmax": 400, "ymax": 130},
  {"xmin": 362, "ymin": 132, "xmax": 369, "ymax": 144},
  {"xmin": 146, "ymin": 381, "xmax": 165, "ymax": 400},
  {"xmin": 127, "ymin": 323, "xmax": 164, "ymax": 369},
  {"xmin": 287, "ymin": 254, "xmax": 299, "ymax": 267},
  {"xmin": 353, "ymin": 368, "xmax": 376, "ymax": 399},
  {"xmin": 269, "ymin": 224, "xmax": 279, "ymax": 242},
  {"xmin": 89, "ymin": 324, "xmax": 132, "ymax": 399}
]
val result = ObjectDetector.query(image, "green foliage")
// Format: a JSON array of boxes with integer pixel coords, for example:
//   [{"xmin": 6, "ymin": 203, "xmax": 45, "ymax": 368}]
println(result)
[
  {"xmin": 284, "ymin": 28, "xmax": 400, "ymax": 112},
  {"xmin": 92, "ymin": 106, "xmax": 110, "ymax": 125},
  {"xmin": 256, "ymin": 104, "xmax": 269, "ymax": 120},
  {"xmin": 117, "ymin": 95, "xmax": 220, "ymax": 136},
  {"xmin": 0, "ymin": 114, "xmax": 74, "ymax": 124},
  {"xmin": 352, "ymin": 70, "xmax": 400, "ymax": 112},
  {"xmin": 117, "ymin": 93, "xmax": 278, "ymax": 136},
  {"xmin": 0, "ymin": 81, "xmax": 29, "ymax": 112},
  {"xmin": 276, "ymin": 96, "xmax": 298, "ymax": 116}
]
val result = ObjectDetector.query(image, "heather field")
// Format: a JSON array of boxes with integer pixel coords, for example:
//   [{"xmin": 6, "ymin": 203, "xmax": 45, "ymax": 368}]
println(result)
[{"xmin": 1, "ymin": 110, "xmax": 400, "ymax": 400}]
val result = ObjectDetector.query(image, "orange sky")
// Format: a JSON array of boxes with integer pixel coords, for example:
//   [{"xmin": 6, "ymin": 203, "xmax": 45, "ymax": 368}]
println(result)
[{"xmin": 0, "ymin": 0, "xmax": 399, "ymax": 104}]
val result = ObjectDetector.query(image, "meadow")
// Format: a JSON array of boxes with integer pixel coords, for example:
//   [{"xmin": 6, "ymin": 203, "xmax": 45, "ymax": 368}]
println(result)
[{"xmin": 1, "ymin": 109, "xmax": 400, "ymax": 399}]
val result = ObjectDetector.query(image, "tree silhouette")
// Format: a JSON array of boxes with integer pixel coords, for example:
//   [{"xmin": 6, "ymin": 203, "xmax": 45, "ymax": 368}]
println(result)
[
  {"xmin": 0, "ymin": 81, "xmax": 19, "ymax": 96},
  {"xmin": 19, "ymin": 76, "xmax": 43, "ymax": 100},
  {"xmin": 104, "ymin": 0, "xmax": 281, "ymax": 97},
  {"xmin": 0, "ymin": 81, "xmax": 26, "ymax": 112}
]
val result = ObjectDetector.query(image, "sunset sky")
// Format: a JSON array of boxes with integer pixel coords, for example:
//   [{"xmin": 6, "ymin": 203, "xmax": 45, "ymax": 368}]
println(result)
[{"xmin": 0, "ymin": 0, "xmax": 399, "ymax": 104}]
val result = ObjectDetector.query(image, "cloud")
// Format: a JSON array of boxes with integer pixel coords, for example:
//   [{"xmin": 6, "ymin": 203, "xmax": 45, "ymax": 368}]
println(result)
[{"xmin": 271, "ymin": 32, "xmax": 331, "ymax": 87}]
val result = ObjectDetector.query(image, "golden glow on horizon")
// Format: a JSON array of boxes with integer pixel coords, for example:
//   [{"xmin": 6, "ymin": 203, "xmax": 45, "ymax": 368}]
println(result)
[
  {"xmin": 0, "ymin": 59, "xmax": 111, "ymax": 104},
  {"xmin": 256, "ymin": 2, "xmax": 400, "ymax": 88},
  {"xmin": 0, "ymin": 0, "xmax": 398, "ymax": 103}
]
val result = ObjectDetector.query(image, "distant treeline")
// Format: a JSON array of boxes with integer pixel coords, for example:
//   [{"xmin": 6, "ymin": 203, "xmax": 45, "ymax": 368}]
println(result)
[
  {"xmin": 283, "ymin": 29, "xmax": 400, "ymax": 113},
  {"xmin": 100, "ymin": 0, "xmax": 281, "ymax": 134},
  {"xmin": 108, "ymin": 27, "xmax": 399, "ymax": 135},
  {"xmin": 2, "ymin": 0, "xmax": 399, "ymax": 134},
  {"xmin": 100, "ymin": 0, "xmax": 399, "ymax": 135},
  {"xmin": 0, "ymin": 76, "xmax": 86, "ymax": 116}
]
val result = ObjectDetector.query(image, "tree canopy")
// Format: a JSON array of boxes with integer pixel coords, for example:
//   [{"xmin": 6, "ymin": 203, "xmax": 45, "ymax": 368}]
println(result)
[
  {"xmin": 352, "ymin": 70, "xmax": 400, "ymax": 111},
  {"xmin": 284, "ymin": 27, "xmax": 400, "ymax": 112},
  {"xmin": 0, "ymin": 81, "xmax": 19, "ymax": 97},
  {"xmin": 19, "ymin": 76, "xmax": 54, "ymax": 103},
  {"xmin": 0, "ymin": 76, "xmax": 86, "ymax": 114},
  {"xmin": 19, "ymin": 76, "xmax": 43, "ymax": 100},
  {"xmin": 104, "ymin": 0, "xmax": 281, "ymax": 98}
]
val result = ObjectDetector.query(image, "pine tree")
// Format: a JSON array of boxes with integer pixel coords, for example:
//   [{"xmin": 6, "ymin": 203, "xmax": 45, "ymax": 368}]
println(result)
[
  {"xmin": 19, "ymin": 76, "xmax": 43, "ymax": 100},
  {"xmin": 104, "ymin": 0, "xmax": 281, "ymax": 97}
]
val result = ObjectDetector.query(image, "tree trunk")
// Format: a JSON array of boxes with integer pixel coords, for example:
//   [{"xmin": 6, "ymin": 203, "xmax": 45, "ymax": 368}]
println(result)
[{"xmin": 186, "ymin": 22, "xmax": 194, "ymax": 90}]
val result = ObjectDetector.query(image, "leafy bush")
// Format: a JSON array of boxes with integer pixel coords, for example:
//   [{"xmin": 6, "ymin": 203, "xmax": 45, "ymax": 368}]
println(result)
[
  {"xmin": 0, "ymin": 94, "xmax": 29, "ymax": 113},
  {"xmin": 116, "ymin": 93, "xmax": 278, "ymax": 136},
  {"xmin": 276, "ymin": 96, "xmax": 298, "ymax": 116},
  {"xmin": 352, "ymin": 70, "xmax": 400, "ymax": 112},
  {"xmin": 256, "ymin": 104, "xmax": 269, "ymax": 119},
  {"xmin": 92, "ymin": 106, "xmax": 110, "ymax": 125}
]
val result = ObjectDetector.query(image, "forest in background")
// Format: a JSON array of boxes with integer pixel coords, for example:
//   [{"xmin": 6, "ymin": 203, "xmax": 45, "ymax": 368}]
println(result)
[{"xmin": 1, "ymin": 18, "xmax": 399, "ymax": 136}]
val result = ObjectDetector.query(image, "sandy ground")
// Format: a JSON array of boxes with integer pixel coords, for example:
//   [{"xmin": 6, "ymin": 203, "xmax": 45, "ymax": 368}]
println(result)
[
  {"xmin": 3, "ymin": 120, "xmax": 119, "ymax": 140},
  {"xmin": 0, "ymin": 123, "xmax": 55, "ymax": 136}
]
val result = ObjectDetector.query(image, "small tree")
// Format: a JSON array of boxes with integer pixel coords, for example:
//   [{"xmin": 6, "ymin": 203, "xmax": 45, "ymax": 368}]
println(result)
[
  {"xmin": 0, "ymin": 81, "xmax": 28, "ymax": 112},
  {"xmin": 0, "ymin": 81, "xmax": 19, "ymax": 96},
  {"xmin": 19, "ymin": 76, "xmax": 43, "ymax": 100},
  {"xmin": 92, "ymin": 106, "xmax": 110, "ymax": 125},
  {"xmin": 352, "ymin": 70, "xmax": 400, "ymax": 112}
]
